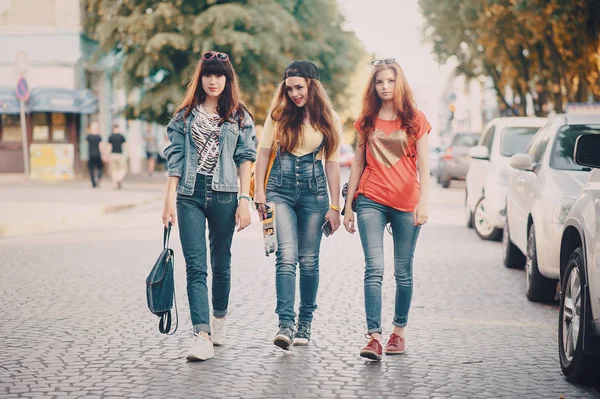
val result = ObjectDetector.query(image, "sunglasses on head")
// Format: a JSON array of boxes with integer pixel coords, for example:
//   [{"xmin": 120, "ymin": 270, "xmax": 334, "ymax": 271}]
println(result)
[
  {"xmin": 202, "ymin": 51, "xmax": 229, "ymax": 62},
  {"xmin": 371, "ymin": 58, "xmax": 396, "ymax": 66}
]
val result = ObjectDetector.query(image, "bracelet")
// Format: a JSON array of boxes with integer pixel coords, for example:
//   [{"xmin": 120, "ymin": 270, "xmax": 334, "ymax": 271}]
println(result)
[
  {"xmin": 238, "ymin": 194, "xmax": 252, "ymax": 202},
  {"xmin": 329, "ymin": 204, "xmax": 342, "ymax": 212}
]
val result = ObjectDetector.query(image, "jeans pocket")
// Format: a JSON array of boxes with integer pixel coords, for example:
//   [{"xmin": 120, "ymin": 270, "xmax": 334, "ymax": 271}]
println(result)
[{"xmin": 216, "ymin": 192, "xmax": 234, "ymax": 204}]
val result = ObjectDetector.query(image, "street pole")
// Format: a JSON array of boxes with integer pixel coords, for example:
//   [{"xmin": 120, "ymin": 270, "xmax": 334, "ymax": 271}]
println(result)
[{"xmin": 20, "ymin": 99, "xmax": 29, "ymax": 177}]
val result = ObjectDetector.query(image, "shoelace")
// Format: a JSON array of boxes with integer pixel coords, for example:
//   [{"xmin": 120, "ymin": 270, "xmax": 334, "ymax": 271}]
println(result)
[
  {"xmin": 296, "ymin": 324, "xmax": 311, "ymax": 337},
  {"xmin": 194, "ymin": 333, "xmax": 211, "ymax": 344},
  {"xmin": 280, "ymin": 326, "xmax": 294, "ymax": 338},
  {"xmin": 388, "ymin": 334, "xmax": 403, "ymax": 347}
]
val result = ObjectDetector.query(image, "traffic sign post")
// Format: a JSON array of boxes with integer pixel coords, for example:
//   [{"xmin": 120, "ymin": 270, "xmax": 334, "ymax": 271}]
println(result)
[{"xmin": 16, "ymin": 77, "xmax": 30, "ymax": 177}]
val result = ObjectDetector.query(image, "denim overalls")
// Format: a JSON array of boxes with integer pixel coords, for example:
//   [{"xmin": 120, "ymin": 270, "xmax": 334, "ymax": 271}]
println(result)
[{"xmin": 266, "ymin": 143, "xmax": 329, "ymax": 328}]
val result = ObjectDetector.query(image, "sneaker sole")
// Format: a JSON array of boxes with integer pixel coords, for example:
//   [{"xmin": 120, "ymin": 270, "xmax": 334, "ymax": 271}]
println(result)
[
  {"xmin": 186, "ymin": 352, "xmax": 214, "ymax": 361},
  {"xmin": 384, "ymin": 349, "xmax": 405, "ymax": 355},
  {"xmin": 293, "ymin": 338, "xmax": 309, "ymax": 346},
  {"xmin": 273, "ymin": 336, "xmax": 292, "ymax": 350},
  {"xmin": 360, "ymin": 350, "xmax": 382, "ymax": 361}
]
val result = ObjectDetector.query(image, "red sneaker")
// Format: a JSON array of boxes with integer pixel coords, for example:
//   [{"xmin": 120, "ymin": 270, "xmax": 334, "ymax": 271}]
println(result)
[
  {"xmin": 384, "ymin": 333, "xmax": 405, "ymax": 355},
  {"xmin": 360, "ymin": 336, "xmax": 382, "ymax": 361}
]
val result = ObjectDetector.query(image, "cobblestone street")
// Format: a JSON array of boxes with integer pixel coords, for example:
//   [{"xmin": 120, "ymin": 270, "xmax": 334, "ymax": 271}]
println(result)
[{"xmin": 1, "ymin": 179, "xmax": 599, "ymax": 399}]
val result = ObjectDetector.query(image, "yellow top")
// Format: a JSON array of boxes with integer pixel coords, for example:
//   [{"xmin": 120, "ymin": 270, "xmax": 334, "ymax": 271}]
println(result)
[{"xmin": 259, "ymin": 114, "xmax": 342, "ymax": 162}]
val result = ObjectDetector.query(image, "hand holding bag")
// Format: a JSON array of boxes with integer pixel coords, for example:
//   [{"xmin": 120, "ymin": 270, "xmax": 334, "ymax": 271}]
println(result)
[{"xmin": 146, "ymin": 223, "xmax": 178, "ymax": 335}]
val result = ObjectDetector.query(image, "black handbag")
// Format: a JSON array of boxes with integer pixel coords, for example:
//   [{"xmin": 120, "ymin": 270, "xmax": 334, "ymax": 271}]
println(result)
[{"xmin": 146, "ymin": 223, "xmax": 178, "ymax": 335}]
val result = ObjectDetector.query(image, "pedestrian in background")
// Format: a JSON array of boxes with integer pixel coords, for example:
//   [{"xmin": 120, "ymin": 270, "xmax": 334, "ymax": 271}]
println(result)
[
  {"xmin": 162, "ymin": 51, "xmax": 256, "ymax": 361},
  {"xmin": 86, "ymin": 121, "xmax": 103, "ymax": 188},
  {"xmin": 253, "ymin": 60, "xmax": 342, "ymax": 350},
  {"xmin": 144, "ymin": 125, "xmax": 159, "ymax": 176},
  {"xmin": 108, "ymin": 123, "xmax": 128, "ymax": 189},
  {"xmin": 343, "ymin": 58, "xmax": 431, "ymax": 361}
]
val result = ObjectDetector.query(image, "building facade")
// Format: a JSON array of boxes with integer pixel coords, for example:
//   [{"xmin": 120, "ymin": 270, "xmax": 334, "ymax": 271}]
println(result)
[{"xmin": 0, "ymin": 0, "xmax": 105, "ymax": 175}]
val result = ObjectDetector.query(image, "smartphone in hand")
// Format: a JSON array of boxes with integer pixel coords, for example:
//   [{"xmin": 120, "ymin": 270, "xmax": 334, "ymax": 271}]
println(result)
[{"xmin": 321, "ymin": 220, "xmax": 333, "ymax": 237}]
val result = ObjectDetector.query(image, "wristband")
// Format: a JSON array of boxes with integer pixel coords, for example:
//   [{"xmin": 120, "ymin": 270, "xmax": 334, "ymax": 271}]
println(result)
[
  {"xmin": 238, "ymin": 194, "xmax": 252, "ymax": 202},
  {"xmin": 329, "ymin": 204, "xmax": 342, "ymax": 212}
]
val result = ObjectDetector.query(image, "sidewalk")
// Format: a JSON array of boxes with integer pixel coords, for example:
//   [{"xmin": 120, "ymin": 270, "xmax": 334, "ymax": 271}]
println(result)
[{"xmin": 0, "ymin": 173, "xmax": 166, "ymax": 238}]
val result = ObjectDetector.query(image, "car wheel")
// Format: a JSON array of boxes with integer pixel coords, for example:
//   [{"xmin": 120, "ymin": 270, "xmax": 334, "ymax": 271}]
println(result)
[
  {"xmin": 502, "ymin": 216, "xmax": 525, "ymax": 269},
  {"xmin": 525, "ymin": 225, "xmax": 558, "ymax": 302},
  {"xmin": 465, "ymin": 191, "xmax": 474, "ymax": 229},
  {"xmin": 558, "ymin": 247, "xmax": 600, "ymax": 383},
  {"xmin": 473, "ymin": 197, "xmax": 502, "ymax": 241}
]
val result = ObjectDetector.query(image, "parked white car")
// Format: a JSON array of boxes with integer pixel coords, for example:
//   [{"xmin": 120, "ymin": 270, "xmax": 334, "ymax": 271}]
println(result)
[
  {"xmin": 465, "ymin": 117, "xmax": 547, "ymax": 240},
  {"xmin": 503, "ymin": 113, "xmax": 600, "ymax": 302},
  {"xmin": 558, "ymin": 133, "xmax": 600, "ymax": 383}
]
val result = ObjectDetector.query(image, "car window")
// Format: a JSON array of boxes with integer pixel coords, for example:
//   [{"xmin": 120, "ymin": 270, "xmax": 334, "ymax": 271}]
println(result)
[
  {"xmin": 500, "ymin": 127, "xmax": 540, "ymax": 157},
  {"xmin": 550, "ymin": 125, "xmax": 600, "ymax": 171},
  {"xmin": 452, "ymin": 133, "xmax": 480, "ymax": 147},
  {"xmin": 480, "ymin": 126, "xmax": 495, "ymax": 152}
]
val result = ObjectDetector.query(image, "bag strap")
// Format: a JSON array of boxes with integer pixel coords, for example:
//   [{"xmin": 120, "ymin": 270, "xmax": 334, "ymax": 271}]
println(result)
[
  {"xmin": 159, "ymin": 224, "xmax": 178, "ymax": 335},
  {"xmin": 159, "ymin": 291, "xmax": 178, "ymax": 335},
  {"xmin": 163, "ymin": 222, "xmax": 171, "ymax": 249}
]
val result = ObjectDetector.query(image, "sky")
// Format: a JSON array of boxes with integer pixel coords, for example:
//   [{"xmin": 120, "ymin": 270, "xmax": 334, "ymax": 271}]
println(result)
[{"xmin": 338, "ymin": 0, "xmax": 449, "ymax": 132}]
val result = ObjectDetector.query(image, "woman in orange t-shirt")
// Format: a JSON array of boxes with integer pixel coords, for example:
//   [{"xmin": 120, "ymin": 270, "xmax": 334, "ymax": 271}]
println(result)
[{"xmin": 343, "ymin": 58, "xmax": 431, "ymax": 361}]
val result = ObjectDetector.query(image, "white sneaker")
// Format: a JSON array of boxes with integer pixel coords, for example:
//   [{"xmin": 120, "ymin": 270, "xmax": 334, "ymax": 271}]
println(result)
[
  {"xmin": 186, "ymin": 333, "xmax": 214, "ymax": 361},
  {"xmin": 211, "ymin": 317, "xmax": 226, "ymax": 346}
]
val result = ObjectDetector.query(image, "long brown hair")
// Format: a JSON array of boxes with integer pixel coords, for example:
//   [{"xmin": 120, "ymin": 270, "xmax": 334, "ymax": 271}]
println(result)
[
  {"xmin": 269, "ymin": 78, "xmax": 339, "ymax": 160},
  {"xmin": 173, "ymin": 56, "xmax": 251, "ymax": 125},
  {"xmin": 358, "ymin": 62, "xmax": 419, "ymax": 145}
]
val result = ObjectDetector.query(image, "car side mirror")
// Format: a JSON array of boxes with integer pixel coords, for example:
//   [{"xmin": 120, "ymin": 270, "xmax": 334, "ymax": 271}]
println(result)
[
  {"xmin": 510, "ymin": 153, "xmax": 534, "ymax": 171},
  {"xmin": 574, "ymin": 134, "xmax": 600, "ymax": 169},
  {"xmin": 469, "ymin": 145, "xmax": 490, "ymax": 160}
]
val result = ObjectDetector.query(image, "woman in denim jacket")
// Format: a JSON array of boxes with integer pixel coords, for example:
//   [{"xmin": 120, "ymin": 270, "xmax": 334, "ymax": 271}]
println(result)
[
  {"xmin": 162, "ymin": 51, "xmax": 257, "ymax": 361},
  {"xmin": 253, "ymin": 61, "xmax": 342, "ymax": 350}
]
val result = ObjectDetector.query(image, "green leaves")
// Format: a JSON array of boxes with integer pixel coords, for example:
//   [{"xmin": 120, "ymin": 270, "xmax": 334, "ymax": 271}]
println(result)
[{"xmin": 84, "ymin": 0, "xmax": 364, "ymax": 124}]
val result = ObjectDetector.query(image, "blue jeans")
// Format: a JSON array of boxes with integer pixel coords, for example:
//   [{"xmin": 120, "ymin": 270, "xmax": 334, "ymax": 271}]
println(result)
[
  {"xmin": 356, "ymin": 195, "xmax": 421, "ymax": 334},
  {"xmin": 266, "ymin": 148, "xmax": 329, "ymax": 328},
  {"xmin": 176, "ymin": 174, "xmax": 237, "ymax": 334}
]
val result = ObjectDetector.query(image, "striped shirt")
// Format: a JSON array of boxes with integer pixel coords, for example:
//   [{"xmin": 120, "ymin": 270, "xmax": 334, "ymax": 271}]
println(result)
[{"xmin": 191, "ymin": 105, "xmax": 220, "ymax": 175}]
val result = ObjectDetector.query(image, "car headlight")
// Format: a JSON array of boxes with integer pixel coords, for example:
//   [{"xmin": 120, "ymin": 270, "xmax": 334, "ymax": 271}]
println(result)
[{"xmin": 552, "ymin": 198, "xmax": 577, "ymax": 224}]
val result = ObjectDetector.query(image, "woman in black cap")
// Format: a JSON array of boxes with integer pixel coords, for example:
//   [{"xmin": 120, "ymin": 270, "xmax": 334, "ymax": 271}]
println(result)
[{"xmin": 253, "ymin": 60, "xmax": 342, "ymax": 350}]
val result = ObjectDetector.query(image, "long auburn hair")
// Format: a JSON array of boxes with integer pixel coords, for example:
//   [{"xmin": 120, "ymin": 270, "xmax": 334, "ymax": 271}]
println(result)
[
  {"xmin": 358, "ymin": 62, "xmax": 419, "ymax": 146},
  {"xmin": 269, "ymin": 78, "xmax": 339, "ymax": 160},
  {"xmin": 173, "ymin": 56, "xmax": 251, "ymax": 125}
]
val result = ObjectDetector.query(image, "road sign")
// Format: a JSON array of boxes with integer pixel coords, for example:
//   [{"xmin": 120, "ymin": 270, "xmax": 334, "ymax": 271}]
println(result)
[{"xmin": 16, "ymin": 77, "xmax": 29, "ymax": 101}]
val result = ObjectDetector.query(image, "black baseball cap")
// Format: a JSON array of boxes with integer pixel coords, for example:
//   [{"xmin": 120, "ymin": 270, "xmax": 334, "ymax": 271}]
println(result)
[{"xmin": 284, "ymin": 60, "xmax": 320, "ymax": 81}]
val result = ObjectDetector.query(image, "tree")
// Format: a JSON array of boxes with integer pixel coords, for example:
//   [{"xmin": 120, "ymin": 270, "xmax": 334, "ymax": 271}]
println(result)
[
  {"xmin": 84, "ymin": 0, "xmax": 365, "ymax": 124},
  {"xmin": 419, "ymin": 0, "xmax": 600, "ymax": 116}
]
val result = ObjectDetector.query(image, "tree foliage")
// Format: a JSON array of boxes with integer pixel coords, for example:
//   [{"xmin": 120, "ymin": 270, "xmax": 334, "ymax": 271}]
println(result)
[
  {"xmin": 419, "ymin": 0, "xmax": 600, "ymax": 115},
  {"xmin": 84, "ymin": 0, "xmax": 364, "ymax": 124}
]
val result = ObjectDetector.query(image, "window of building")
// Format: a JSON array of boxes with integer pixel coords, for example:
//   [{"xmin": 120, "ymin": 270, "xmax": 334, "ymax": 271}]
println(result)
[
  {"xmin": 52, "ymin": 113, "xmax": 66, "ymax": 142},
  {"xmin": 32, "ymin": 113, "xmax": 50, "ymax": 141},
  {"xmin": 31, "ymin": 112, "xmax": 69, "ymax": 142},
  {"xmin": 0, "ymin": 114, "xmax": 21, "ymax": 143}
]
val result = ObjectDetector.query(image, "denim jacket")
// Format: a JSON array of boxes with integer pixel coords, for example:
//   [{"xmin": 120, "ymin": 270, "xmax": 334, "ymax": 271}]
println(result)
[{"xmin": 163, "ymin": 107, "xmax": 257, "ymax": 196}]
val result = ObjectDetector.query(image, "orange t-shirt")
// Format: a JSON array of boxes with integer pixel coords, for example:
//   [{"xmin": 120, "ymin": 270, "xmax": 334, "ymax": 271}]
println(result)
[{"xmin": 354, "ymin": 110, "xmax": 431, "ymax": 212}]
